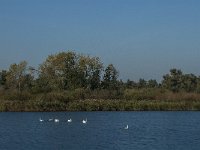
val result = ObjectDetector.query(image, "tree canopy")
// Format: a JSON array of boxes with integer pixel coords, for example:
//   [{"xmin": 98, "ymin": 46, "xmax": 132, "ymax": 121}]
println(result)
[{"xmin": 1, "ymin": 50, "xmax": 200, "ymax": 94}]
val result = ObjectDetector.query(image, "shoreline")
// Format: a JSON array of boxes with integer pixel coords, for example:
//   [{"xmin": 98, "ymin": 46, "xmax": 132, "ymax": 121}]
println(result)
[{"xmin": 0, "ymin": 99, "xmax": 200, "ymax": 112}]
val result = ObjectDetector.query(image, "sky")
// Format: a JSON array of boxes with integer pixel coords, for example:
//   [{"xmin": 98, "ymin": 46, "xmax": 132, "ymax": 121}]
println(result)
[{"xmin": 0, "ymin": 0, "xmax": 200, "ymax": 81}]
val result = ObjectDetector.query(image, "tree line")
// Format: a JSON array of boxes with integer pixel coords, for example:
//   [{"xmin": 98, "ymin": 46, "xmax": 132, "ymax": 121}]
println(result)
[
  {"xmin": 1, "ymin": 50, "xmax": 200, "ymax": 111},
  {"xmin": 0, "ymin": 51, "xmax": 120, "ymax": 92},
  {"xmin": 1, "ymin": 51, "xmax": 200, "ymax": 93}
]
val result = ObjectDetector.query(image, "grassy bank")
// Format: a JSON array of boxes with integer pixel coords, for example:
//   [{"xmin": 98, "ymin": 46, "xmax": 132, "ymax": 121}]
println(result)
[
  {"xmin": 1, "ymin": 89, "xmax": 200, "ymax": 111},
  {"xmin": 0, "ymin": 99, "xmax": 200, "ymax": 112}
]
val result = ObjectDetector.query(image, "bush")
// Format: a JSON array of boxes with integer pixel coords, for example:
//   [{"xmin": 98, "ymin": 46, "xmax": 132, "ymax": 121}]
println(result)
[
  {"xmin": 38, "ymin": 92, "xmax": 70, "ymax": 103},
  {"xmin": 3, "ymin": 91, "xmax": 33, "ymax": 101},
  {"xmin": 124, "ymin": 88, "xmax": 157, "ymax": 100}
]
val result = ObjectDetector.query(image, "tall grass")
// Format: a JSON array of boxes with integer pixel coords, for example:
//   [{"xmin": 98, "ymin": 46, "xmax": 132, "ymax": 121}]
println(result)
[{"xmin": 1, "ymin": 88, "xmax": 200, "ymax": 111}]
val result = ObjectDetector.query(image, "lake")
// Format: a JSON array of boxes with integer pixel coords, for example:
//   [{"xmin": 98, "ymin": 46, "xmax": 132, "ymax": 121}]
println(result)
[{"xmin": 0, "ymin": 112, "xmax": 200, "ymax": 150}]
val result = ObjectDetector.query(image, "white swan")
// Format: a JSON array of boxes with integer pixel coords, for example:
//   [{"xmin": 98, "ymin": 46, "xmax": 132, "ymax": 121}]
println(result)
[
  {"xmin": 125, "ymin": 125, "xmax": 128, "ymax": 130},
  {"xmin": 82, "ymin": 118, "xmax": 87, "ymax": 124},
  {"xmin": 67, "ymin": 118, "xmax": 72, "ymax": 122},
  {"xmin": 48, "ymin": 118, "xmax": 53, "ymax": 121},
  {"xmin": 39, "ymin": 118, "xmax": 44, "ymax": 122},
  {"xmin": 54, "ymin": 119, "xmax": 59, "ymax": 122}
]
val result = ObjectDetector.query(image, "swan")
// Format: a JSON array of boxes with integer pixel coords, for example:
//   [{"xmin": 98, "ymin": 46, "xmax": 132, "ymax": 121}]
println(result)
[
  {"xmin": 48, "ymin": 118, "xmax": 53, "ymax": 121},
  {"xmin": 67, "ymin": 118, "xmax": 72, "ymax": 122},
  {"xmin": 125, "ymin": 125, "xmax": 128, "ymax": 130},
  {"xmin": 82, "ymin": 118, "xmax": 87, "ymax": 124},
  {"xmin": 39, "ymin": 118, "xmax": 44, "ymax": 122},
  {"xmin": 54, "ymin": 119, "xmax": 59, "ymax": 122}
]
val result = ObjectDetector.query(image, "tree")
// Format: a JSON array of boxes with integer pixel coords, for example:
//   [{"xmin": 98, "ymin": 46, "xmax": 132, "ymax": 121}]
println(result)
[
  {"xmin": 0, "ymin": 70, "xmax": 7, "ymax": 87},
  {"xmin": 196, "ymin": 76, "xmax": 200, "ymax": 93},
  {"xmin": 83, "ymin": 56, "xmax": 103, "ymax": 90},
  {"xmin": 138, "ymin": 78, "xmax": 147, "ymax": 88},
  {"xmin": 38, "ymin": 51, "xmax": 103, "ymax": 91},
  {"xmin": 70, "ymin": 54, "xmax": 103, "ymax": 90},
  {"xmin": 6, "ymin": 61, "xmax": 32, "ymax": 92},
  {"xmin": 102, "ymin": 64, "xmax": 119, "ymax": 89},
  {"xmin": 38, "ymin": 51, "xmax": 77, "ymax": 90},
  {"xmin": 162, "ymin": 68, "xmax": 183, "ymax": 92},
  {"xmin": 181, "ymin": 74, "xmax": 197, "ymax": 92},
  {"xmin": 147, "ymin": 79, "xmax": 158, "ymax": 88}
]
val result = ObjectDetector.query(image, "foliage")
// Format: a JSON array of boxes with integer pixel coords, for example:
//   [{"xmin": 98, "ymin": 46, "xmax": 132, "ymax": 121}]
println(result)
[
  {"xmin": 0, "ymin": 50, "xmax": 200, "ymax": 111},
  {"xmin": 38, "ymin": 51, "xmax": 103, "ymax": 91},
  {"xmin": 102, "ymin": 64, "xmax": 119, "ymax": 90},
  {"xmin": 162, "ymin": 68, "xmax": 200, "ymax": 93},
  {"xmin": 5, "ymin": 61, "xmax": 34, "ymax": 92},
  {"xmin": 0, "ymin": 70, "xmax": 7, "ymax": 87}
]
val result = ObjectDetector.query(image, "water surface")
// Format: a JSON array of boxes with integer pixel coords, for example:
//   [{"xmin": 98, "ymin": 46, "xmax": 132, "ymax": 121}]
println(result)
[{"xmin": 0, "ymin": 111, "xmax": 199, "ymax": 150}]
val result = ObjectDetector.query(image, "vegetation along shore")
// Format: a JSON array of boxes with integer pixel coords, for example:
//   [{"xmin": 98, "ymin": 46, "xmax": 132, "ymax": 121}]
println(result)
[{"xmin": 1, "ymin": 51, "xmax": 200, "ymax": 111}]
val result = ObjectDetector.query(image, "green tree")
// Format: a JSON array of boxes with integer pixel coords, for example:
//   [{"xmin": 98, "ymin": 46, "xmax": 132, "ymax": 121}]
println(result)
[
  {"xmin": 196, "ymin": 76, "xmax": 200, "ymax": 93},
  {"xmin": 38, "ymin": 51, "xmax": 103, "ymax": 91},
  {"xmin": 181, "ymin": 74, "xmax": 197, "ymax": 92},
  {"xmin": 162, "ymin": 68, "xmax": 183, "ymax": 92},
  {"xmin": 138, "ymin": 78, "xmax": 147, "ymax": 88},
  {"xmin": 6, "ymin": 61, "xmax": 31, "ymax": 92},
  {"xmin": 0, "ymin": 70, "xmax": 7, "ymax": 87},
  {"xmin": 85, "ymin": 57, "xmax": 103, "ymax": 90},
  {"xmin": 147, "ymin": 79, "xmax": 158, "ymax": 88},
  {"xmin": 102, "ymin": 64, "xmax": 119, "ymax": 89},
  {"xmin": 38, "ymin": 51, "xmax": 77, "ymax": 90}
]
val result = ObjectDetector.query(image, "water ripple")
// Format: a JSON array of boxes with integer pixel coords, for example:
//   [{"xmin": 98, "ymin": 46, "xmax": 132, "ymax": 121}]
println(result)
[{"xmin": 0, "ymin": 112, "xmax": 200, "ymax": 150}]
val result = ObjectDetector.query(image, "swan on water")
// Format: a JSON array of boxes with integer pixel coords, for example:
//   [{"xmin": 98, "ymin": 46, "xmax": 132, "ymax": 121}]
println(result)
[
  {"xmin": 125, "ymin": 125, "xmax": 128, "ymax": 130},
  {"xmin": 39, "ymin": 118, "xmax": 44, "ymax": 122},
  {"xmin": 67, "ymin": 118, "xmax": 72, "ymax": 122},
  {"xmin": 82, "ymin": 118, "xmax": 87, "ymax": 124},
  {"xmin": 48, "ymin": 118, "xmax": 53, "ymax": 121},
  {"xmin": 54, "ymin": 119, "xmax": 59, "ymax": 122}
]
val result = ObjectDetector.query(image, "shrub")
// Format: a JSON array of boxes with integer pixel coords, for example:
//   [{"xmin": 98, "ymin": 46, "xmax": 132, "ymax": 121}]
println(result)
[{"xmin": 124, "ymin": 88, "xmax": 157, "ymax": 100}]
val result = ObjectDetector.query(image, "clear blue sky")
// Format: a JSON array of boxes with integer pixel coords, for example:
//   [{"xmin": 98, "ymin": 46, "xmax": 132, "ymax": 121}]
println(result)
[{"xmin": 0, "ymin": 0, "xmax": 200, "ymax": 81}]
